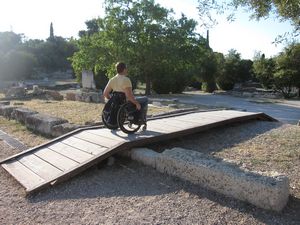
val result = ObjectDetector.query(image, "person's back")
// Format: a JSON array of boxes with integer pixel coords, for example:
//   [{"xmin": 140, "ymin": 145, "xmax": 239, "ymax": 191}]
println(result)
[
  {"xmin": 102, "ymin": 62, "xmax": 148, "ymax": 130},
  {"xmin": 103, "ymin": 62, "xmax": 141, "ymax": 110},
  {"xmin": 107, "ymin": 74, "xmax": 132, "ymax": 93}
]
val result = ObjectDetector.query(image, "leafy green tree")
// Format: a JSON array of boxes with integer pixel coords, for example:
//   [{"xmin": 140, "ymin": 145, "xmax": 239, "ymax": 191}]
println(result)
[
  {"xmin": 197, "ymin": 0, "xmax": 300, "ymax": 41},
  {"xmin": 71, "ymin": 0, "xmax": 208, "ymax": 94},
  {"xmin": 253, "ymin": 53, "xmax": 275, "ymax": 89},
  {"xmin": 216, "ymin": 49, "xmax": 241, "ymax": 90},
  {"xmin": 239, "ymin": 59, "xmax": 254, "ymax": 82},
  {"xmin": 23, "ymin": 36, "xmax": 77, "ymax": 73},
  {"xmin": 274, "ymin": 43, "xmax": 300, "ymax": 97},
  {"xmin": 0, "ymin": 32, "xmax": 23, "ymax": 53},
  {"xmin": 1, "ymin": 50, "xmax": 37, "ymax": 80},
  {"xmin": 198, "ymin": 50, "xmax": 218, "ymax": 92},
  {"xmin": 79, "ymin": 19, "xmax": 100, "ymax": 37}
]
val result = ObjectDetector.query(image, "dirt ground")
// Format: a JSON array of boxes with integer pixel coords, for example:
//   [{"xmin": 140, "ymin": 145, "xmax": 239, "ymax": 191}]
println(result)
[{"xmin": 0, "ymin": 120, "xmax": 299, "ymax": 224}]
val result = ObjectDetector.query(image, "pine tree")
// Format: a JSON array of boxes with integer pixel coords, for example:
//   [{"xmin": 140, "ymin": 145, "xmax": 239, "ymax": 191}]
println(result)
[{"xmin": 49, "ymin": 22, "xmax": 54, "ymax": 41}]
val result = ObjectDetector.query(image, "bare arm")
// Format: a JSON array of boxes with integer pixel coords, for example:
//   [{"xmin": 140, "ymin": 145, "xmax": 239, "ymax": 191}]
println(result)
[
  {"xmin": 124, "ymin": 87, "xmax": 141, "ymax": 110},
  {"xmin": 103, "ymin": 83, "xmax": 112, "ymax": 100}
]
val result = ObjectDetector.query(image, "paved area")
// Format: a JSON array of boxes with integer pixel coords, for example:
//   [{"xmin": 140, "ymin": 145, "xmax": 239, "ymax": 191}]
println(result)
[
  {"xmin": 0, "ymin": 130, "xmax": 27, "ymax": 151},
  {"xmin": 151, "ymin": 92, "xmax": 300, "ymax": 124}
]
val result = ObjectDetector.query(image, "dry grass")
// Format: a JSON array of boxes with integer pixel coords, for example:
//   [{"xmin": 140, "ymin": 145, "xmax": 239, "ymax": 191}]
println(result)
[
  {"xmin": 10, "ymin": 99, "xmax": 173, "ymax": 125},
  {"xmin": 215, "ymin": 124, "xmax": 300, "ymax": 198},
  {"xmin": 0, "ymin": 117, "xmax": 49, "ymax": 147}
]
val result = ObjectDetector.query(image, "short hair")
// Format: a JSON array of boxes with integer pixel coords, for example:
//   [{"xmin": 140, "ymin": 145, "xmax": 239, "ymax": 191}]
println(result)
[{"xmin": 115, "ymin": 62, "xmax": 127, "ymax": 73}]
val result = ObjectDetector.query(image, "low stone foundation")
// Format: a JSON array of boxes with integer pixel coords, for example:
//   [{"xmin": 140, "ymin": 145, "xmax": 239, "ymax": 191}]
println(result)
[
  {"xmin": 126, "ymin": 147, "xmax": 289, "ymax": 212},
  {"xmin": 51, "ymin": 123, "xmax": 84, "ymax": 137},
  {"xmin": 12, "ymin": 108, "xmax": 38, "ymax": 124},
  {"xmin": 0, "ymin": 105, "xmax": 17, "ymax": 119},
  {"xmin": 25, "ymin": 113, "xmax": 68, "ymax": 136}
]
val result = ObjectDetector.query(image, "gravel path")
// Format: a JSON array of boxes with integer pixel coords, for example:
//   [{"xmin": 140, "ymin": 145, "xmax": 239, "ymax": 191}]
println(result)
[{"xmin": 0, "ymin": 121, "xmax": 300, "ymax": 224}]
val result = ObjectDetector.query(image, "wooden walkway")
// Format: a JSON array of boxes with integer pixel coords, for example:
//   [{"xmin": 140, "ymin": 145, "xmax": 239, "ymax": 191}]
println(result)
[{"xmin": 0, "ymin": 110, "xmax": 276, "ymax": 194}]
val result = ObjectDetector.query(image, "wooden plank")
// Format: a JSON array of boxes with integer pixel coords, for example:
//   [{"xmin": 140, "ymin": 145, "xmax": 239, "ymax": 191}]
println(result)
[
  {"xmin": 148, "ymin": 121, "xmax": 184, "ymax": 133},
  {"xmin": 149, "ymin": 118, "xmax": 196, "ymax": 129},
  {"xmin": 18, "ymin": 154, "xmax": 63, "ymax": 180},
  {"xmin": 62, "ymin": 136, "xmax": 108, "ymax": 155},
  {"xmin": 175, "ymin": 114, "xmax": 226, "ymax": 124},
  {"xmin": 34, "ymin": 148, "xmax": 79, "ymax": 171},
  {"xmin": 49, "ymin": 142, "xmax": 93, "ymax": 163},
  {"xmin": 2, "ymin": 160, "xmax": 45, "ymax": 190},
  {"xmin": 87, "ymin": 129, "xmax": 133, "ymax": 142},
  {"xmin": 180, "ymin": 112, "xmax": 230, "ymax": 120},
  {"xmin": 74, "ymin": 131, "xmax": 121, "ymax": 148}
]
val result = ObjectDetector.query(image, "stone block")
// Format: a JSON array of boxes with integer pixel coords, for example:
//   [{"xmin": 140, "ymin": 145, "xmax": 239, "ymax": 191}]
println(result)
[
  {"xmin": 65, "ymin": 92, "xmax": 76, "ymax": 101},
  {"xmin": 0, "ymin": 101, "xmax": 10, "ymax": 106},
  {"xmin": 51, "ymin": 123, "xmax": 83, "ymax": 137},
  {"xmin": 11, "ymin": 108, "xmax": 38, "ymax": 124},
  {"xmin": 25, "ymin": 113, "xmax": 68, "ymax": 136},
  {"xmin": 90, "ymin": 92, "xmax": 103, "ymax": 103},
  {"xmin": 45, "ymin": 90, "xmax": 63, "ymax": 101},
  {"xmin": 32, "ymin": 85, "xmax": 44, "ymax": 95},
  {"xmin": 155, "ymin": 148, "xmax": 289, "ymax": 212},
  {"xmin": 5, "ymin": 87, "xmax": 26, "ymax": 98},
  {"xmin": 0, "ymin": 105, "xmax": 17, "ymax": 118},
  {"xmin": 131, "ymin": 148, "xmax": 159, "ymax": 168}
]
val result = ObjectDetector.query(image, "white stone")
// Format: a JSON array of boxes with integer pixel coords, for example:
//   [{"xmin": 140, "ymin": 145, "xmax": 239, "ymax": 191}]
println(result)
[
  {"xmin": 131, "ymin": 148, "xmax": 159, "ymax": 168},
  {"xmin": 156, "ymin": 148, "xmax": 289, "ymax": 212},
  {"xmin": 82, "ymin": 70, "xmax": 96, "ymax": 89},
  {"xmin": 128, "ymin": 147, "xmax": 290, "ymax": 212}
]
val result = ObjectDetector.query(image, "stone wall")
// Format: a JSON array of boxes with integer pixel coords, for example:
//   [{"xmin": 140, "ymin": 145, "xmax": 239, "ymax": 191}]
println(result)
[
  {"xmin": 0, "ymin": 105, "xmax": 83, "ymax": 137},
  {"xmin": 125, "ymin": 147, "xmax": 290, "ymax": 212}
]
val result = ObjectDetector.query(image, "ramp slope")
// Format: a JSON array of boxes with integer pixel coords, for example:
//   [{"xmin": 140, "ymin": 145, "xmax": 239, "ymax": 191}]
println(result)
[{"xmin": 0, "ymin": 110, "xmax": 276, "ymax": 194}]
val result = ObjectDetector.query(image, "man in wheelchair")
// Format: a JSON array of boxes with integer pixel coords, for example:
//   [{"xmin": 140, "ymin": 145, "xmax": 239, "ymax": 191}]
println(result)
[{"xmin": 102, "ymin": 62, "xmax": 148, "ymax": 133}]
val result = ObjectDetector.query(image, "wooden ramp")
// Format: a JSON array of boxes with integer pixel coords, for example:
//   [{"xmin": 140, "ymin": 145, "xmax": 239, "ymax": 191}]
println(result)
[{"xmin": 0, "ymin": 110, "xmax": 276, "ymax": 194}]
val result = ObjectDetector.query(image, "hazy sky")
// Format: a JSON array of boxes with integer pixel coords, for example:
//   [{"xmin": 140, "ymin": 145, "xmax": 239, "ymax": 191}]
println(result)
[{"xmin": 0, "ymin": 0, "xmax": 297, "ymax": 59}]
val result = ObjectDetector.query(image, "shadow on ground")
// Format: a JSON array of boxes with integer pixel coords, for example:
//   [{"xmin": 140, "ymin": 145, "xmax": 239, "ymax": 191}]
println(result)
[
  {"xmin": 26, "ymin": 154, "xmax": 300, "ymax": 225},
  {"xmin": 146, "ymin": 120, "xmax": 283, "ymax": 154}
]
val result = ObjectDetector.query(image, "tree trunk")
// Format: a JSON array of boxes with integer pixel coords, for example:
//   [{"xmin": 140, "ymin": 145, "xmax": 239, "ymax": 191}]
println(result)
[{"xmin": 145, "ymin": 74, "xmax": 151, "ymax": 96}]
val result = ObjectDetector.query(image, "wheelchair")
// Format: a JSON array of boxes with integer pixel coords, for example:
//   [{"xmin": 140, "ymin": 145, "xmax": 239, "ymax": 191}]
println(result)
[{"xmin": 101, "ymin": 92, "xmax": 148, "ymax": 134}]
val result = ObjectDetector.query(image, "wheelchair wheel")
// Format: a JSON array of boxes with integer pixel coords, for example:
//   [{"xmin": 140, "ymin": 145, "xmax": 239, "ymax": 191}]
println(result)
[
  {"xmin": 101, "ymin": 112, "xmax": 118, "ymax": 130},
  {"xmin": 117, "ymin": 103, "xmax": 141, "ymax": 134}
]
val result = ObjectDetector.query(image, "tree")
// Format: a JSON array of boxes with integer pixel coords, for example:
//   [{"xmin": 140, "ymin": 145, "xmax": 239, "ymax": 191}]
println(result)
[
  {"xmin": 23, "ymin": 36, "xmax": 77, "ymax": 73},
  {"xmin": 274, "ymin": 43, "xmax": 300, "ymax": 97},
  {"xmin": 239, "ymin": 59, "xmax": 254, "ymax": 82},
  {"xmin": 253, "ymin": 53, "xmax": 275, "ymax": 89},
  {"xmin": 49, "ymin": 22, "xmax": 55, "ymax": 41},
  {"xmin": 197, "ymin": 0, "xmax": 300, "ymax": 41},
  {"xmin": 216, "ymin": 49, "xmax": 241, "ymax": 90},
  {"xmin": 71, "ymin": 0, "xmax": 208, "ymax": 94},
  {"xmin": 0, "ymin": 50, "xmax": 37, "ymax": 80},
  {"xmin": 0, "ymin": 32, "xmax": 23, "ymax": 54}
]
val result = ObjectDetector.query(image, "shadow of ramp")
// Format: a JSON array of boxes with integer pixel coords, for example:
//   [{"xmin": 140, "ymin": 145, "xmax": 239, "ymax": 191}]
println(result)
[
  {"xmin": 27, "ymin": 157, "xmax": 300, "ymax": 225},
  {"xmin": 147, "ymin": 120, "xmax": 283, "ymax": 153}
]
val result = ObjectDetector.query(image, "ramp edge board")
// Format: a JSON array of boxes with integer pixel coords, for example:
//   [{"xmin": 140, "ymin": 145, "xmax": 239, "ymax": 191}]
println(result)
[{"xmin": 0, "ymin": 110, "xmax": 277, "ymax": 194}]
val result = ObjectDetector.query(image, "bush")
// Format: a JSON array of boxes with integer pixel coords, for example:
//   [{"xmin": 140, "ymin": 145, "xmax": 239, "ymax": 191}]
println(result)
[
  {"xmin": 152, "ymin": 72, "xmax": 188, "ymax": 94},
  {"xmin": 1, "ymin": 50, "xmax": 37, "ymax": 80},
  {"xmin": 94, "ymin": 70, "xmax": 109, "ymax": 90},
  {"xmin": 201, "ymin": 81, "xmax": 216, "ymax": 93},
  {"xmin": 216, "ymin": 75, "xmax": 235, "ymax": 90}
]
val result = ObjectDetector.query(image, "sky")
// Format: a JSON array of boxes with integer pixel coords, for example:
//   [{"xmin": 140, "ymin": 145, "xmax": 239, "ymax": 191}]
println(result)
[{"xmin": 0, "ymin": 0, "xmax": 298, "ymax": 59}]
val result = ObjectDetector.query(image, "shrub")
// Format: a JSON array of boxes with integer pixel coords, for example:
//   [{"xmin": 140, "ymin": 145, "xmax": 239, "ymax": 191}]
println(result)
[
  {"xmin": 201, "ymin": 81, "xmax": 216, "ymax": 93},
  {"xmin": 216, "ymin": 75, "xmax": 235, "ymax": 90}
]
